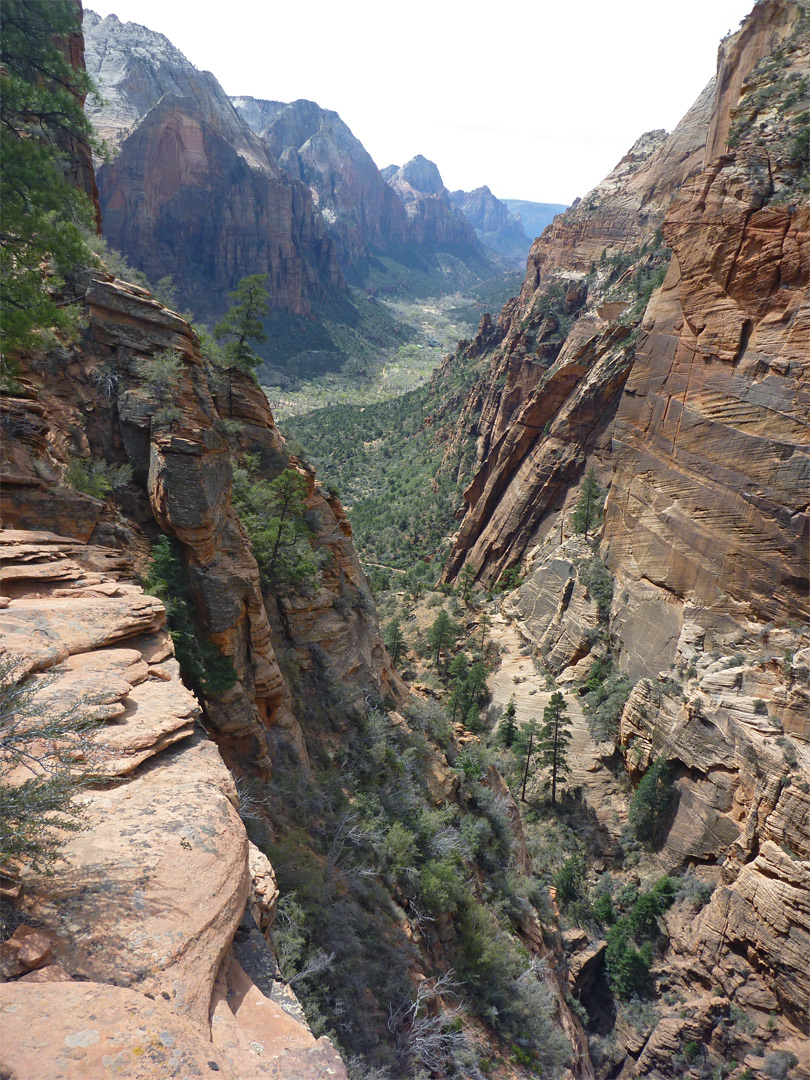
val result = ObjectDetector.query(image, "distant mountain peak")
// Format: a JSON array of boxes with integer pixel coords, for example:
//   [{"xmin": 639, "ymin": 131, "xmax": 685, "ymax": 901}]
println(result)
[{"xmin": 393, "ymin": 155, "xmax": 445, "ymax": 195}]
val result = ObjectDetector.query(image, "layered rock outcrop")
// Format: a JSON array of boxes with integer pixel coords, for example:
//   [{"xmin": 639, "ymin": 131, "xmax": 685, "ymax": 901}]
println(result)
[
  {"xmin": 603, "ymin": 2, "xmax": 810, "ymax": 625},
  {"xmin": 0, "ymin": 267, "xmax": 398, "ymax": 772},
  {"xmin": 0, "ymin": 530, "xmax": 348, "ymax": 1080},
  {"xmin": 84, "ymin": 11, "xmax": 342, "ymax": 323},
  {"xmin": 435, "ymin": 2, "xmax": 810, "ymax": 1073}
]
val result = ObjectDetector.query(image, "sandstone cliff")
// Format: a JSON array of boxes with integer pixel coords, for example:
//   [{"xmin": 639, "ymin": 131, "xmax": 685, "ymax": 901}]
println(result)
[
  {"xmin": 435, "ymin": 2, "xmax": 809, "ymax": 1075},
  {"xmin": 84, "ymin": 11, "xmax": 343, "ymax": 323},
  {"xmin": 0, "ymin": 529, "xmax": 348, "ymax": 1080},
  {"xmin": 1, "ymin": 268, "xmax": 399, "ymax": 771}
]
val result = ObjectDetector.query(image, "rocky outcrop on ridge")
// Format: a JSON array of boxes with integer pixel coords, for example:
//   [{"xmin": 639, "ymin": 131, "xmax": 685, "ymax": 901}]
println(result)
[
  {"xmin": 386, "ymin": 155, "xmax": 483, "ymax": 250},
  {"xmin": 0, "ymin": 530, "xmax": 348, "ymax": 1080},
  {"xmin": 84, "ymin": 10, "xmax": 342, "ymax": 323},
  {"xmin": 233, "ymin": 96, "xmax": 410, "ymax": 265},
  {"xmin": 0, "ymin": 267, "xmax": 399, "ymax": 772},
  {"xmin": 450, "ymin": 185, "xmax": 532, "ymax": 263}
]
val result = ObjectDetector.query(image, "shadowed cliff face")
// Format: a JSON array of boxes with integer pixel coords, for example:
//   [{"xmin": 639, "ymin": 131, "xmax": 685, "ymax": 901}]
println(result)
[
  {"xmin": 233, "ymin": 96, "xmax": 410, "ymax": 265},
  {"xmin": 450, "ymin": 185, "xmax": 532, "ymax": 263},
  {"xmin": 84, "ymin": 11, "xmax": 343, "ymax": 323},
  {"xmin": 435, "ymin": 3, "xmax": 810, "ymax": 1067}
]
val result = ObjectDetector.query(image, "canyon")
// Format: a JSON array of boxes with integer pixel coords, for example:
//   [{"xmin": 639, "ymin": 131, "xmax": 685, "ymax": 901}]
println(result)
[{"xmin": 1, "ymin": 1, "xmax": 809, "ymax": 1079}]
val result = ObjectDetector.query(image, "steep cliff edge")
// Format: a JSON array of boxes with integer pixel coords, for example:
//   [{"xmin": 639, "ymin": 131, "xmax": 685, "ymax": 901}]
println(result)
[
  {"xmin": 232, "ymin": 95, "xmax": 410, "ymax": 266},
  {"xmin": 0, "ymin": 269, "xmax": 399, "ymax": 772},
  {"xmin": 0, "ymin": 267, "xmax": 588, "ymax": 1078},
  {"xmin": 0, "ymin": 530, "xmax": 348, "ymax": 1080},
  {"xmin": 433, "ymin": 2, "xmax": 809, "ymax": 1075},
  {"xmin": 444, "ymin": 0, "xmax": 809, "ymax": 616}
]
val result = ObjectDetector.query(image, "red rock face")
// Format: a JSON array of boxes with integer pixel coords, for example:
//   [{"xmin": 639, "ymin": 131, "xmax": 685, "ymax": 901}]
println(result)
[
  {"xmin": 97, "ymin": 96, "xmax": 341, "ymax": 322},
  {"xmin": 0, "ymin": 269, "xmax": 398, "ymax": 771},
  {"xmin": 84, "ymin": 13, "xmax": 343, "ymax": 323},
  {"xmin": 603, "ymin": 3, "xmax": 810, "ymax": 623},
  {"xmin": 444, "ymin": 0, "xmax": 810, "ymax": 614}
]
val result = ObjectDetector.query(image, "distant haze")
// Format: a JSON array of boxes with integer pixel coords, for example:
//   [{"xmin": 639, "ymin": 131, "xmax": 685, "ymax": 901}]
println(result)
[{"xmin": 85, "ymin": 0, "xmax": 755, "ymax": 204}]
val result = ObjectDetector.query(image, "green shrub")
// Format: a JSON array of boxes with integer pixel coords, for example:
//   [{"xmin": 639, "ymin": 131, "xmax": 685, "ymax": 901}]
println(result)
[
  {"xmin": 764, "ymin": 1050, "xmax": 799, "ymax": 1079},
  {"xmin": 419, "ymin": 858, "xmax": 468, "ymax": 916},
  {"xmin": 65, "ymin": 457, "xmax": 132, "ymax": 498},
  {"xmin": 144, "ymin": 536, "xmax": 237, "ymax": 696},
  {"xmin": 0, "ymin": 656, "xmax": 107, "ymax": 874},
  {"xmin": 580, "ymin": 556, "xmax": 614, "ymax": 616},
  {"xmin": 232, "ymin": 465, "xmax": 318, "ymax": 591},
  {"xmin": 629, "ymin": 758, "xmax": 677, "ymax": 849},
  {"xmin": 385, "ymin": 821, "xmax": 418, "ymax": 876},
  {"xmin": 605, "ymin": 922, "xmax": 653, "ymax": 998},
  {"xmin": 581, "ymin": 657, "xmax": 633, "ymax": 742}
]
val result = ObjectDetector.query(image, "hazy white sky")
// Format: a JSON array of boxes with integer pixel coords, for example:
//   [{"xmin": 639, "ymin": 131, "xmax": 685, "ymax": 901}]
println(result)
[{"xmin": 86, "ymin": 0, "xmax": 756, "ymax": 204}]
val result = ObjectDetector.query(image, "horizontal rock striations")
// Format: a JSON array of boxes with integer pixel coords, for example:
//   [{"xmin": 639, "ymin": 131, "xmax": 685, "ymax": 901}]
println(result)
[
  {"xmin": 603, "ymin": 0, "xmax": 810, "ymax": 625},
  {"xmin": 443, "ymin": 0, "xmax": 809, "ymax": 615},
  {"xmin": 1, "ymin": 268, "xmax": 398, "ymax": 771},
  {"xmin": 434, "ymin": 2, "xmax": 810, "ymax": 1071},
  {"xmin": 0, "ymin": 530, "xmax": 348, "ymax": 1080}
]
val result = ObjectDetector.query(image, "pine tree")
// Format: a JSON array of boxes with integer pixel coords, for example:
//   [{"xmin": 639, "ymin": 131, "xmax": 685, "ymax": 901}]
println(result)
[
  {"xmin": 385, "ymin": 619, "xmax": 406, "ymax": 666},
  {"xmin": 500, "ymin": 695, "xmax": 518, "ymax": 748},
  {"xmin": 628, "ymin": 757, "xmax": 676, "ymax": 848},
  {"xmin": 516, "ymin": 717, "xmax": 540, "ymax": 802},
  {"xmin": 428, "ymin": 609, "xmax": 456, "ymax": 669},
  {"xmin": 477, "ymin": 613, "xmax": 492, "ymax": 652},
  {"xmin": 462, "ymin": 661, "xmax": 488, "ymax": 731},
  {"xmin": 537, "ymin": 691, "xmax": 572, "ymax": 805},
  {"xmin": 458, "ymin": 563, "xmax": 475, "ymax": 604},
  {"xmin": 447, "ymin": 653, "xmax": 470, "ymax": 721},
  {"xmin": 0, "ymin": 655, "xmax": 108, "ymax": 873},
  {"xmin": 1, "ymin": 1, "xmax": 100, "ymax": 358},
  {"xmin": 232, "ymin": 466, "xmax": 317, "ymax": 590},
  {"xmin": 572, "ymin": 468, "xmax": 604, "ymax": 539},
  {"xmin": 213, "ymin": 274, "xmax": 270, "ymax": 371}
]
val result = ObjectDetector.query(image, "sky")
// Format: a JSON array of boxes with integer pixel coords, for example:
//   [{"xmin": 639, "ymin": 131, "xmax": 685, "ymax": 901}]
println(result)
[{"xmin": 85, "ymin": 0, "xmax": 757, "ymax": 205}]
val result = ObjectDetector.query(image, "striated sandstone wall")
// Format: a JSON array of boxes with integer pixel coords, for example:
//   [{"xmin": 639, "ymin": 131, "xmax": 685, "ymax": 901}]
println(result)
[
  {"xmin": 603, "ymin": 7, "xmax": 810, "ymax": 625},
  {"xmin": 445, "ymin": 0, "xmax": 809, "ymax": 618},
  {"xmin": 0, "ymin": 530, "xmax": 348, "ymax": 1080},
  {"xmin": 436, "ymin": 3, "xmax": 810, "ymax": 1074}
]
